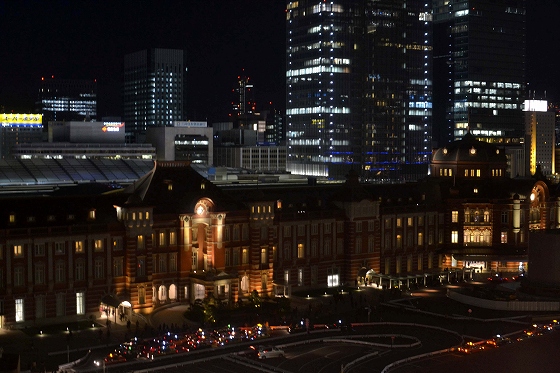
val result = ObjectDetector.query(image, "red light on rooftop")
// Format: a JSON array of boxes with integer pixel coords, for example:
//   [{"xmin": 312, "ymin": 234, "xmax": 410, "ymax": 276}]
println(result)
[
  {"xmin": 41, "ymin": 77, "xmax": 44, "ymax": 81},
  {"xmin": 51, "ymin": 75, "xmax": 54, "ymax": 79}
]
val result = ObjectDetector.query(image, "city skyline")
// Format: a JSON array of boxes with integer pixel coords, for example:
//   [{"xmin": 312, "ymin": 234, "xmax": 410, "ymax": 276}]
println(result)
[
  {"xmin": 1, "ymin": 1, "xmax": 559, "ymax": 122},
  {"xmin": 0, "ymin": 0, "xmax": 286, "ymax": 122}
]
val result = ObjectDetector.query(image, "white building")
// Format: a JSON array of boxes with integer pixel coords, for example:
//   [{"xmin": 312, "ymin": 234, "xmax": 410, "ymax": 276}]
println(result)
[{"xmin": 146, "ymin": 121, "xmax": 212, "ymax": 165}]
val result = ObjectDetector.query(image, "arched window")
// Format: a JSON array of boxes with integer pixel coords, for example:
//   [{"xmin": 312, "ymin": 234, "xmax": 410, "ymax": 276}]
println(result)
[
  {"xmin": 169, "ymin": 284, "xmax": 177, "ymax": 300},
  {"xmin": 158, "ymin": 285, "xmax": 167, "ymax": 301},
  {"xmin": 241, "ymin": 275, "xmax": 249, "ymax": 293}
]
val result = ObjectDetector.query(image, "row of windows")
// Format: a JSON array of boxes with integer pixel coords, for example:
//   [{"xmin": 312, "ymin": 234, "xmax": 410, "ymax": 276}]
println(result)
[
  {"xmin": 8, "ymin": 211, "xmax": 89, "ymax": 224},
  {"xmin": 153, "ymin": 231, "xmax": 177, "ymax": 247},
  {"xmin": 384, "ymin": 253, "xmax": 435, "ymax": 275},
  {"xmin": 452, "ymin": 210, "xmax": 511, "ymax": 224},
  {"xmin": 282, "ymin": 222, "xmax": 342, "ymax": 236},
  {"xmin": 222, "ymin": 225, "xmax": 250, "ymax": 241},
  {"xmin": 14, "ymin": 292, "xmax": 86, "ymax": 322},
  {"xmin": 2, "ymin": 239, "xmax": 123, "ymax": 259},
  {"xmin": 224, "ymin": 248, "xmax": 250, "ymax": 267},
  {"xmin": 384, "ymin": 215, "xmax": 434, "ymax": 228},
  {"xmin": 153, "ymin": 253, "xmax": 178, "ymax": 273},
  {"xmin": 450, "ymin": 229, "xmax": 521, "ymax": 244},
  {"xmin": 282, "ymin": 267, "xmax": 340, "ymax": 288},
  {"xmin": 0, "ymin": 258, "xmax": 107, "ymax": 288},
  {"xmin": 383, "ymin": 231, "xmax": 439, "ymax": 251}
]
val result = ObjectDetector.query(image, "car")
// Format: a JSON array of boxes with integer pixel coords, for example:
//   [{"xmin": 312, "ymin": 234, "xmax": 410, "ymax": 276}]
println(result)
[{"xmin": 258, "ymin": 346, "xmax": 285, "ymax": 359}]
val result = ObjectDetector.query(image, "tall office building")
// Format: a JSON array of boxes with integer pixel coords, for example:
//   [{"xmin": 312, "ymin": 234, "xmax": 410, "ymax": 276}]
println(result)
[
  {"xmin": 123, "ymin": 48, "xmax": 186, "ymax": 143},
  {"xmin": 232, "ymin": 73, "xmax": 256, "ymax": 119},
  {"xmin": 433, "ymin": 0, "xmax": 526, "ymax": 147},
  {"xmin": 286, "ymin": 1, "xmax": 432, "ymax": 181},
  {"xmin": 524, "ymin": 100, "xmax": 555, "ymax": 175},
  {"xmin": 36, "ymin": 77, "xmax": 97, "ymax": 123}
]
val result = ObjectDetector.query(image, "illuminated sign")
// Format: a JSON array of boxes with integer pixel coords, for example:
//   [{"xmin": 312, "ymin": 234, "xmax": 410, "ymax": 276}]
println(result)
[
  {"xmin": 1, "ymin": 113, "xmax": 43, "ymax": 125},
  {"xmin": 101, "ymin": 122, "xmax": 124, "ymax": 132}
]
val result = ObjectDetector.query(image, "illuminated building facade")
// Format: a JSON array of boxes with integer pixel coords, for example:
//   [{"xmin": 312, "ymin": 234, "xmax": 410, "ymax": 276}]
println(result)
[
  {"xmin": 37, "ymin": 77, "xmax": 97, "ymax": 122},
  {"xmin": 0, "ymin": 145, "xmax": 555, "ymax": 327},
  {"xmin": 232, "ymin": 74, "xmax": 255, "ymax": 120},
  {"xmin": 0, "ymin": 113, "xmax": 44, "ymax": 158},
  {"xmin": 524, "ymin": 100, "xmax": 555, "ymax": 175},
  {"xmin": 285, "ymin": 1, "xmax": 432, "ymax": 181},
  {"xmin": 123, "ymin": 49, "xmax": 186, "ymax": 143},
  {"xmin": 433, "ymin": 0, "xmax": 526, "ymax": 146}
]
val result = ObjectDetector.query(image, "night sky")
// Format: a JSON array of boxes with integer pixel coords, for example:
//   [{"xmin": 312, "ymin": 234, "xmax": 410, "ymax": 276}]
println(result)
[{"xmin": 0, "ymin": 0, "xmax": 558, "ymax": 122}]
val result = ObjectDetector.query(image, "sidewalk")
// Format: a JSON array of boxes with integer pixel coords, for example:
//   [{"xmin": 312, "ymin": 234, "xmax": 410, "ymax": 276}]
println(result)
[{"xmin": 0, "ymin": 310, "xmax": 148, "ymax": 372}]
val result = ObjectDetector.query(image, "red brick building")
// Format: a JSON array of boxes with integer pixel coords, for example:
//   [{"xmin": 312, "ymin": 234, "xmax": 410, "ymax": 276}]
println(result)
[{"xmin": 0, "ymin": 133, "xmax": 556, "ymax": 327}]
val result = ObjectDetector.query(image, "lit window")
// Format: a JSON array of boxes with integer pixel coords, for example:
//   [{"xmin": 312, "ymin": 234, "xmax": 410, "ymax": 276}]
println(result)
[
  {"xmin": 74, "ymin": 241, "xmax": 83, "ymax": 253},
  {"xmin": 137, "ymin": 235, "xmax": 144, "ymax": 250},
  {"xmin": 13, "ymin": 245, "xmax": 23, "ymax": 257},
  {"xmin": 501, "ymin": 231, "xmax": 508, "ymax": 244},
  {"xmin": 94, "ymin": 239, "xmax": 103, "ymax": 251},
  {"xmin": 451, "ymin": 231, "xmax": 459, "ymax": 243},
  {"xmin": 76, "ymin": 292, "xmax": 85, "ymax": 315},
  {"xmin": 297, "ymin": 243, "xmax": 305, "ymax": 258},
  {"xmin": 242, "ymin": 248, "xmax": 248, "ymax": 264},
  {"xmin": 15, "ymin": 299, "xmax": 24, "ymax": 322},
  {"xmin": 88, "ymin": 209, "xmax": 96, "ymax": 220},
  {"xmin": 451, "ymin": 211, "xmax": 458, "ymax": 223}
]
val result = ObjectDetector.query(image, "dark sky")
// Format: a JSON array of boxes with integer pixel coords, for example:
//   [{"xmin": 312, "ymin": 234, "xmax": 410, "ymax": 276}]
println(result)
[
  {"xmin": 0, "ymin": 0, "xmax": 558, "ymax": 122},
  {"xmin": 0, "ymin": 0, "xmax": 286, "ymax": 122}
]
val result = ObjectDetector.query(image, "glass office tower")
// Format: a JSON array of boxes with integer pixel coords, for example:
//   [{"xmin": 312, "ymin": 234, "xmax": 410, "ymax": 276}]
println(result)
[
  {"xmin": 37, "ymin": 77, "xmax": 97, "ymax": 123},
  {"xmin": 286, "ymin": 1, "xmax": 432, "ymax": 181},
  {"xmin": 433, "ymin": 0, "xmax": 526, "ymax": 147},
  {"xmin": 123, "ymin": 48, "xmax": 186, "ymax": 143}
]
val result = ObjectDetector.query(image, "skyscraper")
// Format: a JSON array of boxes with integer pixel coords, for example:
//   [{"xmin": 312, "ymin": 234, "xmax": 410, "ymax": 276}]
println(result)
[
  {"xmin": 37, "ymin": 77, "xmax": 97, "ymax": 123},
  {"xmin": 285, "ymin": 1, "xmax": 432, "ymax": 181},
  {"xmin": 123, "ymin": 48, "xmax": 186, "ymax": 143},
  {"xmin": 432, "ymin": 0, "xmax": 526, "ymax": 147}
]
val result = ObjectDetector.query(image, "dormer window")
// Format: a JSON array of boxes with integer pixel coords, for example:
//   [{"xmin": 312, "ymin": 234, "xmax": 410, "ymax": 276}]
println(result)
[
  {"xmin": 443, "ymin": 148, "xmax": 448, "ymax": 155},
  {"xmin": 201, "ymin": 182, "xmax": 206, "ymax": 190},
  {"xmin": 27, "ymin": 216, "xmax": 35, "ymax": 223},
  {"xmin": 9, "ymin": 214, "xmax": 15, "ymax": 223},
  {"xmin": 48, "ymin": 215, "xmax": 56, "ymax": 222},
  {"xmin": 470, "ymin": 147, "xmax": 476, "ymax": 155},
  {"xmin": 88, "ymin": 209, "xmax": 96, "ymax": 220}
]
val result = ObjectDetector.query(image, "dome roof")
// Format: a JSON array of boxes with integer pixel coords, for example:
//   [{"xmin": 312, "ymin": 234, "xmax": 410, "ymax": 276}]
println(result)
[{"xmin": 432, "ymin": 132, "xmax": 506, "ymax": 164}]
